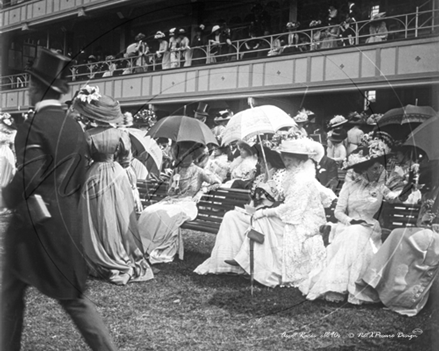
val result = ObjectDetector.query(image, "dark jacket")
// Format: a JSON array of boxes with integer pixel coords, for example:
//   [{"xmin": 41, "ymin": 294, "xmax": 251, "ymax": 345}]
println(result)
[
  {"xmin": 316, "ymin": 155, "xmax": 338, "ymax": 191},
  {"xmin": 3, "ymin": 104, "xmax": 88, "ymax": 299}
]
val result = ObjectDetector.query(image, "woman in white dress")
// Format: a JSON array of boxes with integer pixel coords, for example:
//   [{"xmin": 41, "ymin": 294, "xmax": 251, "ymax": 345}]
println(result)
[
  {"xmin": 138, "ymin": 142, "xmax": 222, "ymax": 264},
  {"xmin": 0, "ymin": 113, "xmax": 16, "ymax": 189},
  {"xmin": 196, "ymin": 139, "xmax": 334, "ymax": 289},
  {"xmin": 194, "ymin": 145, "xmax": 286, "ymax": 276},
  {"xmin": 222, "ymin": 141, "xmax": 257, "ymax": 189},
  {"xmin": 305, "ymin": 137, "xmax": 395, "ymax": 303}
]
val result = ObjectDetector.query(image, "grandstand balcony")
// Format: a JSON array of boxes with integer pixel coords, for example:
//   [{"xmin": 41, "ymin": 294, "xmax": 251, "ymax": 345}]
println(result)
[{"xmin": 1, "ymin": 35, "xmax": 437, "ymax": 114}]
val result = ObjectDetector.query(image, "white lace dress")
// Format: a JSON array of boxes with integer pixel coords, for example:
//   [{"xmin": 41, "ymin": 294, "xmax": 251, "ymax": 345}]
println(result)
[
  {"xmin": 225, "ymin": 161, "xmax": 328, "ymax": 288},
  {"xmin": 305, "ymin": 176, "xmax": 385, "ymax": 304}
]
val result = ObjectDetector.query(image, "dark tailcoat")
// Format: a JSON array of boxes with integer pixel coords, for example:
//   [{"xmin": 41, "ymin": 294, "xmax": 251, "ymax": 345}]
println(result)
[{"xmin": 3, "ymin": 104, "xmax": 88, "ymax": 299}]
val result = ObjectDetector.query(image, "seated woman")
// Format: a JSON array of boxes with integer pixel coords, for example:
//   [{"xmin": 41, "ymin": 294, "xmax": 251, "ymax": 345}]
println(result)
[
  {"xmin": 305, "ymin": 136, "xmax": 396, "ymax": 303},
  {"xmin": 204, "ymin": 144, "xmax": 230, "ymax": 182},
  {"xmin": 138, "ymin": 141, "xmax": 222, "ymax": 264},
  {"xmin": 222, "ymin": 141, "xmax": 257, "ymax": 189},
  {"xmin": 354, "ymin": 160, "xmax": 438, "ymax": 316},
  {"xmin": 196, "ymin": 139, "xmax": 333, "ymax": 289},
  {"xmin": 73, "ymin": 86, "xmax": 154, "ymax": 285},
  {"xmin": 194, "ymin": 145, "xmax": 286, "ymax": 275}
]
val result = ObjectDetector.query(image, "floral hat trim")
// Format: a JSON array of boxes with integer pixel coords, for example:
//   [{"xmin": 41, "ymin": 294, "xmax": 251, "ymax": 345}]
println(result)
[
  {"xmin": 328, "ymin": 115, "xmax": 348, "ymax": 128},
  {"xmin": 76, "ymin": 85, "xmax": 102, "ymax": 104}
]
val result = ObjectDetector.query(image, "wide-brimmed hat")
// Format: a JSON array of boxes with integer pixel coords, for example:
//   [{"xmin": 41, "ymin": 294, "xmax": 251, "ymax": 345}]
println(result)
[
  {"xmin": 154, "ymin": 31, "xmax": 166, "ymax": 39},
  {"xmin": 293, "ymin": 111, "xmax": 309, "ymax": 124},
  {"xmin": 252, "ymin": 145, "xmax": 285, "ymax": 169},
  {"xmin": 237, "ymin": 141, "xmax": 255, "ymax": 156},
  {"xmin": 370, "ymin": 12, "xmax": 386, "ymax": 22},
  {"xmin": 72, "ymin": 85, "xmax": 124, "ymax": 124},
  {"xmin": 347, "ymin": 111, "xmax": 363, "ymax": 124},
  {"xmin": 214, "ymin": 109, "xmax": 233, "ymax": 123},
  {"xmin": 135, "ymin": 33, "xmax": 146, "ymax": 41},
  {"xmin": 26, "ymin": 47, "xmax": 71, "ymax": 94},
  {"xmin": 178, "ymin": 28, "xmax": 186, "ymax": 35},
  {"xmin": 328, "ymin": 115, "xmax": 348, "ymax": 129},
  {"xmin": 0, "ymin": 112, "xmax": 16, "ymax": 130},
  {"xmin": 211, "ymin": 25, "xmax": 221, "ymax": 33},
  {"xmin": 286, "ymin": 21, "xmax": 300, "ymax": 29},
  {"xmin": 169, "ymin": 28, "xmax": 176, "ymax": 36},
  {"xmin": 329, "ymin": 128, "xmax": 348, "ymax": 143},
  {"xmin": 343, "ymin": 132, "xmax": 394, "ymax": 170},
  {"xmin": 255, "ymin": 180, "xmax": 279, "ymax": 202},
  {"xmin": 196, "ymin": 24, "xmax": 205, "ymax": 32},
  {"xmin": 278, "ymin": 139, "xmax": 317, "ymax": 156}
]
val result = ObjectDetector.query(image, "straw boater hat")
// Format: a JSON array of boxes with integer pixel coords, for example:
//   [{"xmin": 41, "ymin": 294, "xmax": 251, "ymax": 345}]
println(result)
[
  {"xmin": 328, "ymin": 115, "xmax": 348, "ymax": 129},
  {"xmin": 72, "ymin": 85, "xmax": 124, "ymax": 124},
  {"xmin": 278, "ymin": 139, "xmax": 317, "ymax": 156},
  {"xmin": 370, "ymin": 12, "xmax": 386, "ymax": 22},
  {"xmin": 343, "ymin": 131, "xmax": 394, "ymax": 170},
  {"xmin": 329, "ymin": 128, "xmax": 348, "ymax": 143},
  {"xmin": 26, "ymin": 47, "xmax": 71, "ymax": 94}
]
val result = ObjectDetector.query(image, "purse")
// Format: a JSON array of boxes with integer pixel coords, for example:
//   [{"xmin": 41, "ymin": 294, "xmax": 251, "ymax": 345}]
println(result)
[
  {"xmin": 26, "ymin": 194, "xmax": 52, "ymax": 225},
  {"xmin": 247, "ymin": 228, "xmax": 264, "ymax": 244}
]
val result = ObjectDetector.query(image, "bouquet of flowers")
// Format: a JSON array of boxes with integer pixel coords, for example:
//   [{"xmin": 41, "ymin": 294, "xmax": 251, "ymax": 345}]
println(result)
[{"xmin": 133, "ymin": 108, "xmax": 157, "ymax": 129}]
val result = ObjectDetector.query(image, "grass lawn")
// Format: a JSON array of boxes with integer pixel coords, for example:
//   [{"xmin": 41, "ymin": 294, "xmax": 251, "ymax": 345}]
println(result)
[{"xmin": 1, "ymin": 214, "xmax": 438, "ymax": 351}]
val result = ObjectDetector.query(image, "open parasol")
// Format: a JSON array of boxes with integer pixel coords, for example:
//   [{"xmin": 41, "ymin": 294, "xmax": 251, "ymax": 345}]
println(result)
[
  {"xmin": 221, "ymin": 105, "xmax": 296, "ymax": 146},
  {"xmin": 376, "ymin": 105, "xmax": 437, "ymax": 141},
  {"xmin": 404, "ymin": 114, "xmax": 439, "ymax": 160},
  {"xmin": 125, "ymin": 128, "xmax": 163, "ymax": 174},
  {"xmin": 147, "ymin": 115, "xmax": 218, "ymax": 146}
]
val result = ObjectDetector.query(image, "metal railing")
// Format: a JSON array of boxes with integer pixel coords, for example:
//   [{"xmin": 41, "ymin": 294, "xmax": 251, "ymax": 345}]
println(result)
[{"xmin": 1, "ymin": 8, "xmax": 438, "ymax": 90}]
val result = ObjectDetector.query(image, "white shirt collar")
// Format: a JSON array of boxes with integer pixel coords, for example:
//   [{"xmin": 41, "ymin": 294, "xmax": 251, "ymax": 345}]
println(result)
[{"xmin": 35, "ymin": 100, "xmax": 62, "ymax": 112}]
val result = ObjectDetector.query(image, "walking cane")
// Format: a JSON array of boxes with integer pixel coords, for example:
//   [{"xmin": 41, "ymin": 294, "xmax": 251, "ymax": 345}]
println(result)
[{"xmin": 248, "ymin": 217, "xmax": 265, "ymax": 297}]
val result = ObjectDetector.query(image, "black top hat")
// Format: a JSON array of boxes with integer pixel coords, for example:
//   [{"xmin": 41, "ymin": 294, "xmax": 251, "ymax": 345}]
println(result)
[
  {"xmin": 194, "ymin": 102, "xmax": 209, "ymax": 119},
  {"xmin": 26, "ymin": 47, "xmax": 71, "ymax": 94}
]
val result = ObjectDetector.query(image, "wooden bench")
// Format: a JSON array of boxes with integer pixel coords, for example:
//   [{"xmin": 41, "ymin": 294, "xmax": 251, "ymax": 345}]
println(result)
[{"xmin": 137, "ymin": 179, "xmax": 251, "ymax": 234}]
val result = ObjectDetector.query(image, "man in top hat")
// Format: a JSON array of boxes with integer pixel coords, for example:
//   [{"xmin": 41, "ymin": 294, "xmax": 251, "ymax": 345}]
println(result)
[
  {"xmin": 194, "ymin": 101, "xmax": 209, "ymax": 123},
  {"xmin": 0, "ymin": 47, "xmax": 117, "ymax": 351},
  {"xmin": 345, "ymin": 111, "xmax": 365, "ymax": 154}
]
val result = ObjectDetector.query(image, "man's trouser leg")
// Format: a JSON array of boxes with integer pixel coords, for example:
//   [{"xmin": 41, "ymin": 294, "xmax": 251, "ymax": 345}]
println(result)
[
  {"xmin": 1, "ymin": 268, "xmax": 27, "ymax": 351},
  {"xmin": 59, "ymin": 295, "xmax": 118, "ymax": 351}
]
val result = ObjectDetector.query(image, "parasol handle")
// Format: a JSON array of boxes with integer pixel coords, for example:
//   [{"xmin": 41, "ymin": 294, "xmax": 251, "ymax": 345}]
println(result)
[{"xmin": 257, "ymin": 134, "xmax": 271, "ymax": 181}]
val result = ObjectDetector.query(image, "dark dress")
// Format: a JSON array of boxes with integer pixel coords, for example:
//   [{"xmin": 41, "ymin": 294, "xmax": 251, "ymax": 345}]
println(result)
[
  {"xmin": 191, "ymin": 34, "xmax": 207, "ymax": 65},
  {"xmin": 2, "ymin": 105, "xmax": 88, "ymax": 299}
]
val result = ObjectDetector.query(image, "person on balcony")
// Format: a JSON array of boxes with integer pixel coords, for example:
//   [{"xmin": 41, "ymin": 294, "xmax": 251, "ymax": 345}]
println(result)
[
  {"xmin": 191, "ymin": 25, "xmax": 207, "ymax": 66},
  {"xmin": 177, "ymin": 28, "xmax": 191, "ymax": 67},
  {"xmin": 321, "ymin": 21, "xmax": 341, "ymax": 49},
  {"xmin": 169, "ymin": 28, "xmax": 180, "ymax": 69},
  {"xmin": 219, "ymin": 20, "xmax": 234, "ymax": 61},
  {"xmin": 73, "ymin": 85, "xmax": 154, "ymax": 286},
  {"xmin": 208, "ymin": 25, "xmax": 222, "ymax": 63},
  {"xmin": 366, "ymin": 12, "xmax": 388, "ymax": 43},
  {"xmin": 86, "ymin": 55, "xmax": 100, "ymax": 79},
  {"xmin": 154, "ymin": 31, "xmax": 170, "ymax": 70},
  {"xmin": 131, "ymin": 33, "xmax": 150, "ymax": 73},
  {"xmin": 138, "ymin": 141, "xmax": 222, "ymax": 264},
  {"xmin": 102, "ymin": 55, "xmax": 117, "ymax": 77},
  {"xmin": 242, "ymin": 27, "xmax": 261, "ymax": 60},
  {"xmin": 283, "ymin": 21, "xmax": 301, "ymax": 54}
]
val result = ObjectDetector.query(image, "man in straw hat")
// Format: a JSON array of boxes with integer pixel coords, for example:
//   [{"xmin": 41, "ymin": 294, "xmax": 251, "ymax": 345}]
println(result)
[{"xmin": 0, "ymin": 47, "xmax": 117, "ymax": 351}]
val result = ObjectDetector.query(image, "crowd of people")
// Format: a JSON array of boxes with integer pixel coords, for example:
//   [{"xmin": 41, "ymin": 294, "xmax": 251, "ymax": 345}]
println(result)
[
  {"xmin": 66, "ymin": 2, "xmax": 395, "ymax": 80},
  {"xmin": 0, "ymin": 47, "xmax": 438, "ymax": 350}
]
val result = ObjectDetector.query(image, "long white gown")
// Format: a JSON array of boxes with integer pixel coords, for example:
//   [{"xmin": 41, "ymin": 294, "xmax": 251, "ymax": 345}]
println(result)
[
  {"xmin": 305, "ymin": 175, "xmax": 385, "ymax": 303},
  {"xmin": 195, "ymin": 161, "xmax": 331, "ymax": 289}
]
